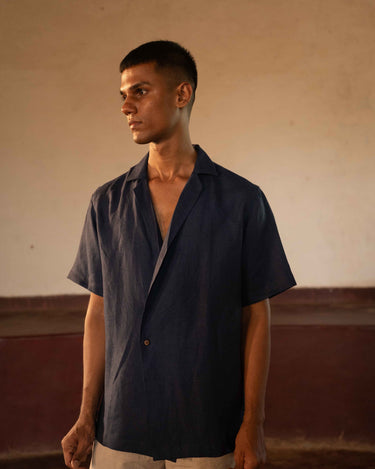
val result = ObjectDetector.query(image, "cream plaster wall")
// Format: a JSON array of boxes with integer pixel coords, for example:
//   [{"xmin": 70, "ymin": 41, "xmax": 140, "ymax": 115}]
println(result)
[{"xmin": 0, "ymin": 0, "xmax": 374, "ymax": 296}]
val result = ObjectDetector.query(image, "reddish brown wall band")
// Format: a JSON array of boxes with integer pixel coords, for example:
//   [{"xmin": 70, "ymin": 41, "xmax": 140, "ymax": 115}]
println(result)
[
  {"xmin": 0, "ymin": 289, "xmax": 374, "ymax": 454},
  {"xmin": 266, "ymin": 325, "xmax": 375, "ymax": 440},
  {"xmin": 0, "ymin": 335, "xmax": 83, "ymax": 453}
]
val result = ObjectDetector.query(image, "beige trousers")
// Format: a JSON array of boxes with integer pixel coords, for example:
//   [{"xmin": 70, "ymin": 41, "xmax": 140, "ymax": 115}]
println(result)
[{"xmin": 90, "ymin": 440, "xmax": 235, "ymax": 469}]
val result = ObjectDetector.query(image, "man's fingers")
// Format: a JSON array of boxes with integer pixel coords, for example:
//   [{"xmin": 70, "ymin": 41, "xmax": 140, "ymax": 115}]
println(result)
[
  {"xmin": 233, "ymin": 451, "xmax": 261, "ymax": 469},
  {"xmin": 233, "ymin": 452, "xmax": 244, "ymax": 469},
  {"xmin": 244, "ymin": 454, "xmax": 262, "ymax": 469},
  {"xmin": 72, "ymin": 459, "xmax": 89, "ymax": 469},
  {"xmin": 61, "ymin": 430, "xmax": 92, "ymax": 468},
  {"xmin": 244, "ymin": 461, "xmax": 257, "ymax": 469},
  {"xmin": 72, "ymin": 444, "xmax": 91, "ymax": 468},
  {"xmin": 61, "ymin": 437, "xmax": 77, "ymax": 468},
  {"xmin": 62, "ymin": 449, "xmax": 75, "ymax": 468},
  {"xmin": 231, "ymin": 452, "xmax": 262, "ymax": 469},
  {"xmin": 72, "ymin": 452, "xmax": 91, "ymax": 469}
]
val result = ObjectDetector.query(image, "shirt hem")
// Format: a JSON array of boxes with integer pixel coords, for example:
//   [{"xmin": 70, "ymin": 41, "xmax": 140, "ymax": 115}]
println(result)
[
  {"xmin": 67, "ymin": 271, "xmax": 103, "ymax": 297},
  {"xmin": 242, "ymin": 278, "xmax": 297, "ymax": 306}
]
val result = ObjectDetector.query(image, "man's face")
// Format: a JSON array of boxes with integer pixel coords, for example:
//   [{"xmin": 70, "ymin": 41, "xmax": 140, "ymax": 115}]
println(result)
[{"xmin": 120, "ymin": 62, "xmax": 180, "ymax": 145}]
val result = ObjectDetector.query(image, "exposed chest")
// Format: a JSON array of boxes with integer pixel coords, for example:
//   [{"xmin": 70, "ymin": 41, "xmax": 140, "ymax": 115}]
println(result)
[{"xmin": 148, "ymin": 178, "xmax": 188, "ymax": 240}]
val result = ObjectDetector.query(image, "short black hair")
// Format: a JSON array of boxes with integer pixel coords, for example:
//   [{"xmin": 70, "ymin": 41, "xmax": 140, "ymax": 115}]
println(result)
[{"xmin": 119, "ymin": 40, "xmax": 197, "ymax": 107}]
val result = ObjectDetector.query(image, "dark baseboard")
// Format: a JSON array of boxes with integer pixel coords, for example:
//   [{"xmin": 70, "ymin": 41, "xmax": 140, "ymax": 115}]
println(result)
[
  {"xmin": 272, "ymin": 287, "xmax": 375, "ymax": 304},
  {"xmin": 0, "ymin": 288, "xmax": 374, "ymax": 313},
  {"xmin": 0, "ymin": 294, "xmax": 89, "ymax": 313}
]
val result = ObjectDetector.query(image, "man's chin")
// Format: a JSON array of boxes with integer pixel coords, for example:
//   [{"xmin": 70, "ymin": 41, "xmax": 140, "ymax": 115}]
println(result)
[{"xmin": 132, "ymin": 134, "xmax": 150, "ymax": 145}]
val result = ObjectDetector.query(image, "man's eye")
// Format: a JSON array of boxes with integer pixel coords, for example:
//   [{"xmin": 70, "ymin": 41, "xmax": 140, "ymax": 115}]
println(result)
[{"xmin": 136, "ymin": 88, "xmax": 146, "ymax": 96}]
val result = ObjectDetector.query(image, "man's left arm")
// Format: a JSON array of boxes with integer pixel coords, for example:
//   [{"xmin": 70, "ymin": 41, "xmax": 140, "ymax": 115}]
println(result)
[{"xmin": 232, "ymin": 299, "xmax": 271, "ymax": 469}]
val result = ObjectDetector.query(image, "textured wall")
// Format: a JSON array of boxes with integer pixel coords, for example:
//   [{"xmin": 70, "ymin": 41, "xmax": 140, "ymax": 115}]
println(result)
[{"xmin": 0, "ymin": 0, "xmax": 374, "ymax": 295}]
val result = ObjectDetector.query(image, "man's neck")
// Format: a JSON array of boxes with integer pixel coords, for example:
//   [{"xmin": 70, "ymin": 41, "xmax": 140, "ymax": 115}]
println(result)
[{"xmin": 148, "ymin": 138, "xmax": 197, "ymax": 182}]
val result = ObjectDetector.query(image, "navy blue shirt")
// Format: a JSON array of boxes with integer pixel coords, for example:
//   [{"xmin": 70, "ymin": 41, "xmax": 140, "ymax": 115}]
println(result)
[{"xmin": 68, "ymin": 145, "xmax": 296, "ymax": 461}]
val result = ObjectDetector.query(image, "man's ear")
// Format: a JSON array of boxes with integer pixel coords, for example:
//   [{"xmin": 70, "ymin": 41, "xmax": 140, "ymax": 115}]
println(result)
[{"xmin": 176, "ymin": 82, "xmax": 193, "ymax": 109}]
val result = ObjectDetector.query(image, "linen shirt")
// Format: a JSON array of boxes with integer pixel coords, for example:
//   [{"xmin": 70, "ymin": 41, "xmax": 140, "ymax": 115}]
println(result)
[{"xmin": 68, "ymin": 145, "xmax": 296, "ymax": 461}]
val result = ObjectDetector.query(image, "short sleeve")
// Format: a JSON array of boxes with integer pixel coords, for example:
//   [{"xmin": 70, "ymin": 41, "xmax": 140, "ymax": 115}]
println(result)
[
  {"xmin": 67, "ymin": 197, "xmax": 104, "ymax": 296},
  {"xmin": 241, "ymin": 187, "xmax": 296, "ymax": 305}
]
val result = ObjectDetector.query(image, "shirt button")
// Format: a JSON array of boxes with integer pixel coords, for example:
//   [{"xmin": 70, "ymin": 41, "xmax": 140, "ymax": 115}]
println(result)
[{"xmin": 143, "ymin": 339, "xmax": 150, "ymax": 346}]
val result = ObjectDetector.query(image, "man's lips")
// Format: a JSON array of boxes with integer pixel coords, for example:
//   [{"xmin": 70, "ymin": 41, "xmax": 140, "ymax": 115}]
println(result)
[{"xmin": 128, "ymin": 120, "xmax": 142, "ymax": 129}]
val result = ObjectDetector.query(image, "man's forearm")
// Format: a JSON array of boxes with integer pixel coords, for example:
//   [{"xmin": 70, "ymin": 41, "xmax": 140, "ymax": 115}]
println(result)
[
  {"xmin": 241, "ymin": 299, "xmax": 271, "ymax": 425},
  {"xmin": 79, "ymin": 292, "xmax": 105, "ymax": 423}
]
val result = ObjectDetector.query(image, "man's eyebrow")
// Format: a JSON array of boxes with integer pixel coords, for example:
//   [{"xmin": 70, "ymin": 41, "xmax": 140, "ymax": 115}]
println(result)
[{"xmin": 120, "ymin": 81, "xmax": 151, "ymax": 94}]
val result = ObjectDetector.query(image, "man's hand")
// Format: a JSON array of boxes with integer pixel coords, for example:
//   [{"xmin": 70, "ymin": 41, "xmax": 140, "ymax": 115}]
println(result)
[
  {"xmin": 61, "ymin": 418, "xmax": 95, "ymax": 468},
  {"xmin": 230, "ymin": 421, "xmax": 266, "ymax": 469}
]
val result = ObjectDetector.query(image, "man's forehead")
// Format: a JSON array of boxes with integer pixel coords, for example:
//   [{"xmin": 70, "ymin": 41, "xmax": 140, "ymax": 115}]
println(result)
[
  {"xmin": 120, "ymin": 62, "xmax": 175, "ymax": 91},
  {"xmin": 121, "ymin": 62, "xmax": 160, "ymax": 85}
]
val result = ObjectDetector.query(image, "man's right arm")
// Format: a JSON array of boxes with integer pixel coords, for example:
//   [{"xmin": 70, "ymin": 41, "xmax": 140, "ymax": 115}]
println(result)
[{"xmin": 62, "ymin": 292, "xmax": 105, "ymax": 469}]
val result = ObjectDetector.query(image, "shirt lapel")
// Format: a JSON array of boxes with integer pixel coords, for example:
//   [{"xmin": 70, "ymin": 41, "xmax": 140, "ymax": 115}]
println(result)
[
  {"xmin": 130, "ymin": 146, "xmax": 217, "ymax": 298},
  {"xmin": 133, "ymin": 179, "xmax": 160, "ymax": 249},
  {"xmin": 167, "ymin": 145, "xmax": 217, "ymax": 250},
  {"xmin": 129, "ymin": 155, "xmax": 161, "ymax": 263}
]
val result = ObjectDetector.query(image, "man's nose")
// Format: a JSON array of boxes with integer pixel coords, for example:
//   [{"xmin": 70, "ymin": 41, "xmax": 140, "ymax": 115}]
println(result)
[{"xmin": 121, "ymin": 97, "xmax": 136, "ymax": 115}]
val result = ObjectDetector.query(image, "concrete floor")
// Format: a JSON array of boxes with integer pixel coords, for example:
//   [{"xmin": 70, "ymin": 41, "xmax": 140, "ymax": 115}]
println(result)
[{"xmin": 1, "ymin": 448, "xmax": 375, "ymax": 469}]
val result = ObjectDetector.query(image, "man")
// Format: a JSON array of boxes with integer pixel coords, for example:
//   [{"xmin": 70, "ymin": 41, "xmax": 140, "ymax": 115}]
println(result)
[{"xmin": 62, "ymin": 40, "xmax": 295, "ymax": 469}]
